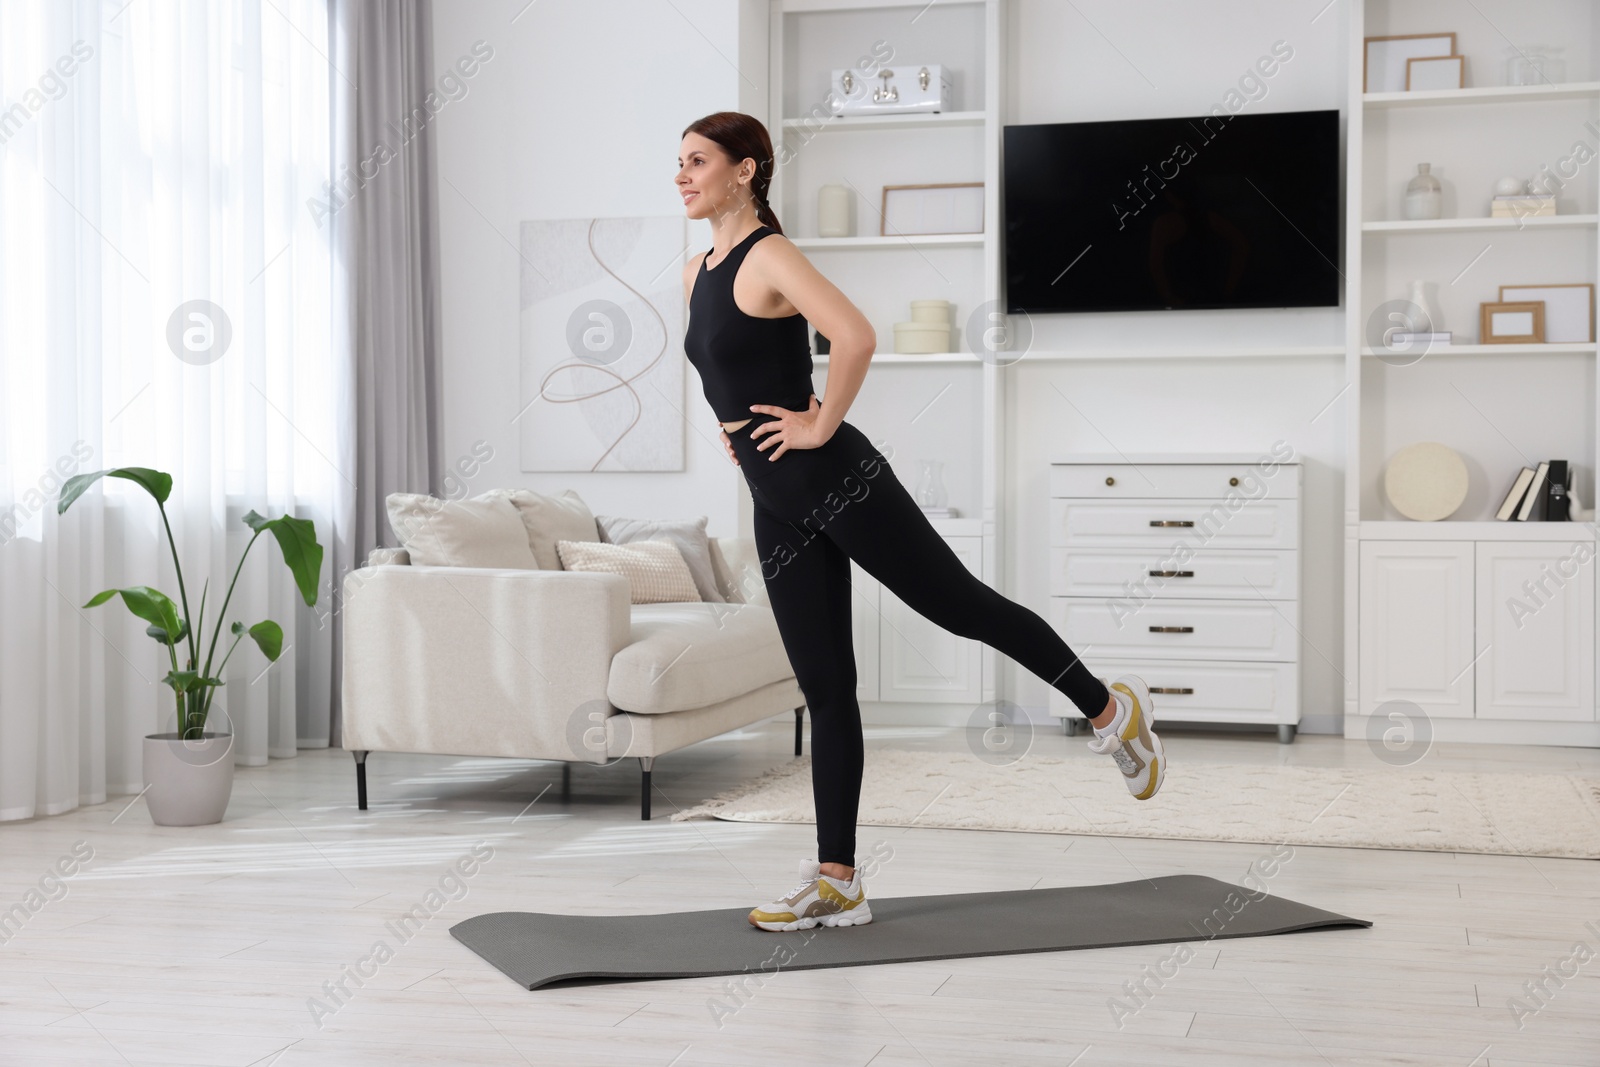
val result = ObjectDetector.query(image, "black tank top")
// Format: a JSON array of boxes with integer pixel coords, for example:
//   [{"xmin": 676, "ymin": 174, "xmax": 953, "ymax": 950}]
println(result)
[{"xmin": 683, "ymin": 225, "xmax": 814, "ymax": 422}]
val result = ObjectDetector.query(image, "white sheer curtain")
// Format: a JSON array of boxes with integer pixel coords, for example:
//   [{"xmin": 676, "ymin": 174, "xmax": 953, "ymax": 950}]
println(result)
[{"xmin": 0, "ymin": 0, "xmax": 341, "ymax": 820}]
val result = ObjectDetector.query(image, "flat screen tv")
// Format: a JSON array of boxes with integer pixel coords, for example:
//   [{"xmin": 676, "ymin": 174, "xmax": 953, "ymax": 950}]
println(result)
[{"xmin": 1002, "ymin": 109, "xmax": 1341, "ymax": 313}]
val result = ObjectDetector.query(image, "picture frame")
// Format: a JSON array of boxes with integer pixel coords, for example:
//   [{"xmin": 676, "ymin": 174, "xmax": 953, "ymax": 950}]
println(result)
[
  {"xmin": 881, "ymin": 182, "xmax": 985, "ymax": 237},
  {"xmin": 1363, "ymin": 33, "xmax": 1456, "ymax": 93},
  {"xmin": 1406, "ymin": 55, "xmax": 1464, "ymax": 91},
  {"xmin": 1480, "ymin": 300, "xmax": 1545, "ymax": 344},
  {"xmin": 1498, "ymin": 283, "xmax": 1594, "ymax": 343}
]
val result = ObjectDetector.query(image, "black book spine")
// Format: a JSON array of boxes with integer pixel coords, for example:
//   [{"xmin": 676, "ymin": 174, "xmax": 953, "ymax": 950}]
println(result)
[{"xmin": 1544, "ymin": 460, "xmax": 1569, "ymax": 521}]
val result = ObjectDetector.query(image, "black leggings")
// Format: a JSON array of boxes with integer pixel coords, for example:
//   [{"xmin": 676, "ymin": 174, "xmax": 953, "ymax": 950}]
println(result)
[{"xmin": 727, "ymin": 409, "xmax": 1111, "ymax": 867}]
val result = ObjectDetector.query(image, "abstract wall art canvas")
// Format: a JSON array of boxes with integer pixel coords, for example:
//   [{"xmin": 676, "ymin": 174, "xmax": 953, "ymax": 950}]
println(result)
[{"xmin": 518, "ymin": 216, "xmax": 685, "ymax": 471}]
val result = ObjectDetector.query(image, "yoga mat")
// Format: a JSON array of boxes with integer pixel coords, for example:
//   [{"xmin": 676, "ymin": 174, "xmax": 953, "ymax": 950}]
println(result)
[{"xmin": 450, "ymin": 873, "xmax": 1370, "ymax": 990}]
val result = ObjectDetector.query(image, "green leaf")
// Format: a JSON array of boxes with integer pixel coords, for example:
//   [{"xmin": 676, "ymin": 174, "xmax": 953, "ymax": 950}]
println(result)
[
  {"xmin": 232, "ymin": 619, "xmax": 284, "ymax": 661},
  {"xmin": 162, "ymin": 670, "xmax": 222, "ymax": 694},
  {"xmin": 243, "ymin": 511, "xmax": 323, "ymax": 606},
  {"xmin": 83, "ymin": 585, "xmax": 181, "ymax": 641},
  {"xmin": 58, "ymin": 468, "xmax": 173, "ymax": 513},
  {"xmin": 145, "ymin": 618, "xmax": 190, "ymax": 646}
]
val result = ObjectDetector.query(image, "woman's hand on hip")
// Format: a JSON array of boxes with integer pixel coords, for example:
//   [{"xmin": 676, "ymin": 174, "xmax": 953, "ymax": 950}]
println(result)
[
  {"xmin": 719, "ymin": 425, "xmax": 739, "ymax": 466},
  {"xmin": 748, "ymin": 394, "xmax": 831, "ymax": 461}
]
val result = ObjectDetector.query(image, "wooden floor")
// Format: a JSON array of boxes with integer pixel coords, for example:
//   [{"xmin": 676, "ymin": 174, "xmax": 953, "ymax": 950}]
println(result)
[{"xmin": 3, "ymin": 720, "xmax": 1598, "ymax": 1066}]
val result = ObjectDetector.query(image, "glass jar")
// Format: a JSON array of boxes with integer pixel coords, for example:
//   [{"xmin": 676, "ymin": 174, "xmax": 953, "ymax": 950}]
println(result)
[
  {"xmin": 1403, "ymin": 163, "xmax": 1442, "ymax": 220},
  {"xmin": 1505, "ymin": 45, "xmax": 1565, "ymax": 87}
]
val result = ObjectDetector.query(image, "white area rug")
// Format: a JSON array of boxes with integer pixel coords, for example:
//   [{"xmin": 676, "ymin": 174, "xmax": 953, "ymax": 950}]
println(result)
[{"xmin": 670, "ymin": 749, "xmax": 1600, "ymax": 859}]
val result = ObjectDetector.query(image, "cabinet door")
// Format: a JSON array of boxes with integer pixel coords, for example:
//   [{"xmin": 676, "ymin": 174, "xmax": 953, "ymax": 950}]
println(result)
[
  {"xmin": 1475, "ymin": 542, "xmax": 1596, "ymax": 721},
  {"xmin": 1359, "ymin": 541, "xmax": 1475, "ymax": 718},
  {"xmin": 878, "ymin": 537, "xmax": 983, "ymax": 703},
  {"xmin": 849, "ymin": 562, "xmax": 880, "ymax": 702}
]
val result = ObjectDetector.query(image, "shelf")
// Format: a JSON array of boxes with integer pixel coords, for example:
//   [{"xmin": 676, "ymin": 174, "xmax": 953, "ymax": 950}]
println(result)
[
  {"xmin": 781, "ymin": 0, "xmax": 978, "ymax": 11},
  {"xmin": 1363, "ymin": 81, "xmax": 1600, "ymax": 108},
  {"xmin": 817, "ymin": 346, "xmax": 1345, "ymax": 364},
  {"xmin": 816, "ymin": 351, "xmax": 976, "ymax": 363},
  {"xmin": 789, "ymin": 234, "xmax": 985, "ymax": 250},
  {"xmin": 925, "ymin": 516, "xmax": 983, "ymax": 536},
  {"xmin": 1361, "ymin": 215, "xmax": 1598, "ymax": 233},
  {"xmin": 780, "ymin": 110, "xmax": 986, "ymax": 132},
  {"xmin": 1359, "ymin": 520, "xmax": 1595, "ymax": 541},
  {"xmin": 1362, "ymin": 343, "xmax": 1597, "ymax": 358},
  {"xmin": 1022, "ymin": 345, "xmax": 1344, "ymax": 361}
]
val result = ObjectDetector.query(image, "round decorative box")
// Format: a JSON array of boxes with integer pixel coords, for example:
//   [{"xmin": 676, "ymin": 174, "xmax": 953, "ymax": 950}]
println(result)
[
  {"xmin": 1384, "ymin": 442, "xmax": 1469, "ymax": 521},
  {"xmin": 893, "ymin": 322, "xmax": 951, "ymax": 354}
]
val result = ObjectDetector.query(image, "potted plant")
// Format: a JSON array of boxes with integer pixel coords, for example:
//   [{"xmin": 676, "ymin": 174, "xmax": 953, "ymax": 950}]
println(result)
[{"xmin": 58, "ymin": 467, "xmax": 322, "ymax": 825}]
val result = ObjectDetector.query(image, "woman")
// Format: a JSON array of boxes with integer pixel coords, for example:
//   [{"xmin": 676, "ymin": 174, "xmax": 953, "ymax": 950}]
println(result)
[{"xmin": 676, "ymin": 112, "xmax": 1166, "ymax": 932}]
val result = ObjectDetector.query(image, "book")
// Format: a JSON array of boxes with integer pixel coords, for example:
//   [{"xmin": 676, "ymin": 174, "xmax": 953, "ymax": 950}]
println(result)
[
  {"xmin": 1495, "ymin": 466, "xmax": 1536, "ymax": 520},
  {"xmin": 1494, "ymin": 193, "xmax": 1554, "ymax": 200},
  {"xmin": 1517, "ymin": 461, "xmax": 1550, "ymax": 520},
  {"xmin": 1544, "ymin": 459, "xmax": 1569, "ymax": 521},
  {"xmin": 1387, "ymin": 331, "xmax": 1451, "ymax": 343},
  {"xmin": 1492, "ymin": 200, "xmax": 1557, "ymax": 217}
]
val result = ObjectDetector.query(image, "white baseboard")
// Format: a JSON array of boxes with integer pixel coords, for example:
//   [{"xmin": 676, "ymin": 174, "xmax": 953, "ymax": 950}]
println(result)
[{"xmin": 1343, "ymin": 714, "xmax": 1600, "ymax": 748}]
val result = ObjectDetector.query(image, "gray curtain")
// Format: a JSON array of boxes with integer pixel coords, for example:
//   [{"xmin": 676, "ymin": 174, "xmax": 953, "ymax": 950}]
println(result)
[{"xmin": 324, "ymin": 0, "xmax": 443, "ymax": 746}]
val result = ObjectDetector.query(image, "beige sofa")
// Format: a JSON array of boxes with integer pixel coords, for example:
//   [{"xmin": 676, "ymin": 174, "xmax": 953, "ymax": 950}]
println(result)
[{"xmin": 340, "ymin": 535, "xmax": 807, "ymax": 819}]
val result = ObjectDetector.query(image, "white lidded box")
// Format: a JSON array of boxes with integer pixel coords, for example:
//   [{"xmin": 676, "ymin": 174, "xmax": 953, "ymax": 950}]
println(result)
[
  {"xmin": 829, "ymin": 63, "xmax": 951, "ymax": 116},
  {"xmin": 893, "ymin": 321, "xmax": 952, "ymax": 354}
]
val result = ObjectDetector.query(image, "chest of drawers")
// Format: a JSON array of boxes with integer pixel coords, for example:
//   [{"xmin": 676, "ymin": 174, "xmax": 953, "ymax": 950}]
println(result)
[{"xmin": 1048, "ymin": 454, "xmax": 1303, "ymax": 742}]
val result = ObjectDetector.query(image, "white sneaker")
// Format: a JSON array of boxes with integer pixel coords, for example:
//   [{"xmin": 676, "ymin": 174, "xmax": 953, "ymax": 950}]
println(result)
[
  {"xmin": 748, "ymin": 858, "xmax": 873, "ymax": 932},
  {"xmin": 1087, "ymin": 674, "xmax": 1166, "ymax": 800}
]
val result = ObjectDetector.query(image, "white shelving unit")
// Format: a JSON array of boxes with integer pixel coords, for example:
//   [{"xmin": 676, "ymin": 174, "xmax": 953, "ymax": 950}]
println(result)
[
  {"xmin": 1344, "ymin": 0, "xmax": 1600, "ymax": 746},
  {"xmin": 768, "ymin": 0, "xmax": 1005, "ymax": 719}
]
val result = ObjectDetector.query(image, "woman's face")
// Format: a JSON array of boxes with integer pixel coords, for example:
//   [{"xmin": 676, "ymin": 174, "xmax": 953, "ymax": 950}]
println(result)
[{"xmin": 676, "ymin": 132, "xmax": 750, "ymax": 222}]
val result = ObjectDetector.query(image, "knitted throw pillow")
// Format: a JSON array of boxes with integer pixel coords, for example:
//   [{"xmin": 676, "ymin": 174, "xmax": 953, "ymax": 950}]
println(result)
[
  {"xmin": 554, "ymin": 539, "xmax": 701, "ymax": 604},
  {"xmin": 594, "ymin": 514, "xmax": 726, "ymax": 603}
]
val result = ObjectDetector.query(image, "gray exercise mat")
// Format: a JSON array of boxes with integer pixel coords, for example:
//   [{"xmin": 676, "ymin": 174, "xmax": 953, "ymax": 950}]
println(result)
[{"xmin": 450, "ymin": 873, "xmax": 1370, "ymax": 990}]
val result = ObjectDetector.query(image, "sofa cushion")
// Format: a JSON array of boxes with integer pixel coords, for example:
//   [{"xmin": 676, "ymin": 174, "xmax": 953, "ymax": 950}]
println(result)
[
  {"xmin": 503, "ymin": 488, "xmax": 599, "ymax": 570},
  {"xmin": 385, "ymin": 493, "xmax": 538, "ymax": 569},
  {"xmin": 596, "ymin": 514, "xmax": 726, "ymax": 604},
  {"xmin": 607, "ymin": 602, "xmax": 793, "ymax": 714},
  {"xmin": 556, "ymin": 539, "xmax": 700, "ymax": 604}
]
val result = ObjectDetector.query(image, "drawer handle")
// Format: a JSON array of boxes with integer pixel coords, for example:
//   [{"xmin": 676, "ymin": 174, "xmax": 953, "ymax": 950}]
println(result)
[
  {"xmin": 1150, "ymin": 686, "xmax": 1194, "ymax": 695},
  {"xmin": 1229, "ymin": 477, "xmax": 1239, "ymax": 487},
  {"xmin": 1148, "ymin": 570, "xmax": 1194, "ymax": 578},
  {"xmin": 1105, "ymin": 476, "xmax": 1115, "ymax": 486},
  {"xmin": 1149, "ymin": 520, "xmax": 1194, "ymax": 527},
  {"xmin": 1148, "ymin": 625, "xmax": 1194, "ymax": 633}
]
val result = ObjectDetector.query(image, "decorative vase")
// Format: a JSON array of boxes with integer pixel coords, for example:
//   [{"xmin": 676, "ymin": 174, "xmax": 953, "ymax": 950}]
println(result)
[
  {"xmin": 1407, "ymin": 279, "xmax": 1437, "ymax": 333},
  {"xmin": 1403, "ymin": 163, "xmax": 1442, "ymax": 220},
  {"xmin": 817, "ymin": 184, "xmax": 851, "ymax": 237},
  {"xmin": 914, "ymin": 460, "xmax": 947, "ymax": 507},
  {"xmin": 142, "ymin": 729, "xmax": 235, "ymax": 825}
]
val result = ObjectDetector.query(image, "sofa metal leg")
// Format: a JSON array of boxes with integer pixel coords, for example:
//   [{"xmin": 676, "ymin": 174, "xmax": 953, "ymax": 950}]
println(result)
[
  {"xmin": 638, "ymin": 756, "xmax": 654, "ymax": 821},
  {"xmin": 353, "ymin": 750, "xmax": 370, "ymax": 810},
  {"xmin": 794, "ymin": 705, "xmax": 805, "ymax": 756}
]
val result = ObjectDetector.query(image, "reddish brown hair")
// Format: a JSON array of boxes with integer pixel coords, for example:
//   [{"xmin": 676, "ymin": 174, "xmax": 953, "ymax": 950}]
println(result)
[{"xmin": 680, "ymin": 111, "xmax": 783, "ymax": 235}]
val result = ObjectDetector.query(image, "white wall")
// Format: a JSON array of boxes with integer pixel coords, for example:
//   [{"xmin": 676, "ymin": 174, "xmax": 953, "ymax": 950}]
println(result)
[
  {"xmin": 997, "ymin": 0, "xmax": 1351, "ymax": 732},
  {"xmin": 431, "ymin": 0, "xmax": 1353, "ymax": 733},
  {"xmin": 429, "ymin": 0, "xmax": 759, "ymax": 536}
]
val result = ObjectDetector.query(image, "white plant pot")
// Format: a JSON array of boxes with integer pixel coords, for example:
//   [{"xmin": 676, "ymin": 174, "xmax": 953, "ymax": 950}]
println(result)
[{"xmin": 142, "ymin": 732, "xmax": 235, "ymax": 825}]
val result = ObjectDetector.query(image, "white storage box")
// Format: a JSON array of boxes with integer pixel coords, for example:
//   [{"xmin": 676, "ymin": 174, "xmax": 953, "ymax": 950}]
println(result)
[
  {"xmin": 893, "ymin": 321, "xmax": 951, "ymax": 354},
  {"xmin": 830, "ymin": 63, "xmax": 951, "ymax": 116}
]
